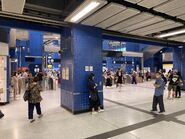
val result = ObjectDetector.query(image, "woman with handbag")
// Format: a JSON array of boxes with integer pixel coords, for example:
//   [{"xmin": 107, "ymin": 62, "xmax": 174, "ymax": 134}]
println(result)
[
  {"xmin": 27, "ymin": 77, "xmax": 43, "ymax": 123},
  {"xmin": 88, "ymin": 73, "xmax": 104, "ymax": 114}
]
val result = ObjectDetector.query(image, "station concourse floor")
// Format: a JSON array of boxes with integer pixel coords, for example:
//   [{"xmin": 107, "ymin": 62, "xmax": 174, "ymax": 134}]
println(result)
[{"xmin": 1, "ymin": 81, "xmax": 185, "ymax": 139}]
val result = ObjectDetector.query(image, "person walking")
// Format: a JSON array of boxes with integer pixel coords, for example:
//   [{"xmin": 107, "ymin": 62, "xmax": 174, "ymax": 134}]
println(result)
[
  {"xmin": 151, "ymin": 72, "xmax": 165, "ymax": 113},
  {"xmin": 27, "ymin": 77, "xmax": 43, "ymax": 123}
]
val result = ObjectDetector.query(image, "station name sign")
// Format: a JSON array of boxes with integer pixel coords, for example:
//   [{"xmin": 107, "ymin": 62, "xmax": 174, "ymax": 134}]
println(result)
[{"xmin": 108, "ymin": 41, "xmax": 126, "ymax": 48}]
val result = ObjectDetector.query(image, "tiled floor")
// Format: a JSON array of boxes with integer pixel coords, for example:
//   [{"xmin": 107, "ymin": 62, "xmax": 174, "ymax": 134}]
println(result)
[{"xmin": 1, "ymin": 81, "xmax": 185, "ymax": 139}]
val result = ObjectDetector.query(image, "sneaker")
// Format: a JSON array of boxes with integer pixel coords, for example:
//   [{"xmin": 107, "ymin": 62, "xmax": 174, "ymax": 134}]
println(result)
[
  {"xmin": 91, "ymin": 111, "xmax": 98, "ymax": 115},
  {"xmin": 30, "ymin": 119, "xmax": 35, "ymax": 123},
  {"xmin": 159, "ymin": 111, "xmax": 165, "ymax": 113},
  {"xmin": 150, "ymin": 110, "xmax": 157, "ymax": 112},
  {"xmin": 98, "ymin": 109, "xmax": 104, "ymax": 113},
  {"xmin": 38, "ymin": 114, "xmax": 43, "ymax": 118}
]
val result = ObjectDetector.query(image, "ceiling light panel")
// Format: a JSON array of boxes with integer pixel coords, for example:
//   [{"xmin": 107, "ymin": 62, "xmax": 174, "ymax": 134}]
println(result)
[
  {"xmin": 129, "ymin": 20, "xmax": 175, "ymax": 34},
  {"xmin": 65, "ymin": 0, "xmax": 107, "ymax": 23},
  {"xmin": 168, "ymin": 35, "xmax": 185, "ymax": 41},
  {"xmin": 121, "ymin": 16, "xmax": 164, "ymax": 33},
  {"xmin": 108, "ymin": 12, "xmax": 153, "ymax": 31},
  {"xmin": 154, "ymin": 0, "xmax": 185, "ymax": 13},
  {"xmin": 140, "ymin": 23, "xmax": 183, "ymax": 35},
  {"xmin": 138, "ymin": 0, "xmax": 168, "ymax": 9},
  {"xmin": 124, "ymin": 0, "xmax": 142, "ymax": 4},
  {"xmin": 166, "ymin": 6, "xmax": 185, "ymax": 16},
  {"xmin": 96, "ymin": 8, "xmax": 140, "ymax": 29},
  {"xmin": 82, "ymin": 3, "xmax": 125, "ymax": 26}
]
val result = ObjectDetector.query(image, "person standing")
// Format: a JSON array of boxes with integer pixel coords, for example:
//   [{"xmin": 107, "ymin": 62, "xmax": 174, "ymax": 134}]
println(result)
[
  {"xmin": 151, "ymin": 72, "xmax": 165, "ymax": 113},
  {"xmin": 132, "ymin": 71, "xmax": 137, "ymax": 84},
  {"xmin": 36, "ymin": 70, "xmax": 44, "ymax": 86},
  {"xmin": 167, "ymin": 71, "xmax": 180, "ymax": 99},
  {"xmin": 27, "ymin": 77, "xmax": 43, "ymax": 123},
  {"xmin": 88, "ymin": 73, "xmax": 104, "ymax": 114},
  {"xmin": 175, "ymin": 71, "xmax": 183, "ymax": 98},
  {"xmin": 12, "ymin": 72, "xmax": 19, "ymax": 100},
  {"xmin": 116, "ymin": 69, "xmax": 123, "ymax": 91}
]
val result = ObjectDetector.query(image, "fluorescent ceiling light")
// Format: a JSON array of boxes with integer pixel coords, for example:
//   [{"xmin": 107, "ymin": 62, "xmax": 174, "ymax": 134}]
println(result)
[
  {"xmin": 65, "ymin": 0, "xmax": 107, "ymax": 23},
  {"xmin": 157, "ymin": 29, "xmax": 185, "ymax": 38},
  {"xmin": 71, "ymin": 2, "xmax": 100, "ymax": 22}
]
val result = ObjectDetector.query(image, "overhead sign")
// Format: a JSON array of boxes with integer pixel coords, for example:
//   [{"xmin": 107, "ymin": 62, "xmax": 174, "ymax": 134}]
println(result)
[{"xmin": 108, "ymin": 40, "xmax": 126, "ymax": 48}]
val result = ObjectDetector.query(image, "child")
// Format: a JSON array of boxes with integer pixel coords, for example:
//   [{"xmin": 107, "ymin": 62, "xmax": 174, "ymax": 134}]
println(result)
[{"xmin": 151, "ymin": 72, "xmax": 165, "ymax": 113}]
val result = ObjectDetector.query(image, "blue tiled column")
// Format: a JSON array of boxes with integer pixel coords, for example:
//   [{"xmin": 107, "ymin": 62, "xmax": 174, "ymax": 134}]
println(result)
[
  {"xmin": 61, "ymin": 25, "xmax": 103, "ymax": 114},
  {"xmin": 173, "ymin": 47, "xmax": 185, "ymax": 89},
  {"xmin": 28, "ymin": 31, "xmax": 43, "ymax": 75}
]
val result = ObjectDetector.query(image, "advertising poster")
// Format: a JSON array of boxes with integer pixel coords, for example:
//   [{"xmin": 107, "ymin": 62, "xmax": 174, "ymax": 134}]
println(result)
[
  {"xmin": 62, "ymin": 67, "xmax": 69, "ymax": 80},
  {"xmin": 0, "ymin": 56, "xmax": 7, "ymax": 103}
]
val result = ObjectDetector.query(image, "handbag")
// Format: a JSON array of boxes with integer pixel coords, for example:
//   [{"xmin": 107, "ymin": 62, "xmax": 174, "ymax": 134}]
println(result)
[
  {"xmin": 23, "ymin": 89, "xmax": 31, "ymax": 101},
  {"xmin": 0, "ymin": 110, "xmax": 4, "ymax": 119}
]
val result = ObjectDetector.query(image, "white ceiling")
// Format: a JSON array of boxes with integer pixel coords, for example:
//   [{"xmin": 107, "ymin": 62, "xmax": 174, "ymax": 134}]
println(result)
[
  {"xmin": 138, "ymin": 0, "xmax": 168, "ymax": 9},
  {"xmin": 120, "ymin": 16, "xmax": 164, "ymax": 33},
  {"xmin": 1, "ymin": 0, "xmax": 26, "ymax": 14},
  {"xmin": 96, "ymin": 8, "xmax": 139, "ymax": 29},
  {"xmin": 108, "ymin": 12, "xmax": 154, "ymax": 31},
  {"xmin": 168, "ymin": 35, "xmax": 185, "ymax": 42},
  {"xmin": 82, "ymin": 3, "xmax": 126, "ymax": 26},
  {"xmin": 79, "ymin": 0, "xmax": 185, "ymax": 42},
  {"xmin": 129, "ymin": 20, "xmax": 182, "ymax": 34}
]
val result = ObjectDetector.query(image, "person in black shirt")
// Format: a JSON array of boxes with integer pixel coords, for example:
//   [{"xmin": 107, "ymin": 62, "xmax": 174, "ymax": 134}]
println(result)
[
  {"xmin": 88, "ymin": 73, "xmax": 104, "ymax": 114},
  {"xmin": 175, "ymin": 71, "xmax": 183, "ymax": 98},
  {"xmin": 167, "ymin": 71, "xmax": 180, "ymax": 99},
  {"xmin": 116, "ymin": 69, "xmax": 123, "ymax": 91}
]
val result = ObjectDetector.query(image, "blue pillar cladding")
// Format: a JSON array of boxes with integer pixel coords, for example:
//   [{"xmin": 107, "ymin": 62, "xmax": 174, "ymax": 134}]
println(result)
[
  {"xmin": 29, "ymin": 31, "xmax": 43, "ymax": 59},
  {"xmin": 28, "ymin": 31, "xmax": 43, "ymax": 73},
  {"xmin": 61, "ymin": 25, "xmax": 103, "ymax": 113},
  {"xmin": 173, "ymin": 47, "xmax": 185, "ymax": 89}
]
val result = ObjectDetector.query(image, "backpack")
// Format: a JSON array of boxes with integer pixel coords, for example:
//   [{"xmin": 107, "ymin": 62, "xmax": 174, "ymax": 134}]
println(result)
[{"xmin": 23, "ymin": 89, "xmax": 31, "ymax": 101}]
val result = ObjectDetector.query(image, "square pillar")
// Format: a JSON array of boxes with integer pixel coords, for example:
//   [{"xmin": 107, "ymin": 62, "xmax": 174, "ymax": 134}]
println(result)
[{"xmin": 60, "ymin": 25, "xmax": 103, "ymax": 113}]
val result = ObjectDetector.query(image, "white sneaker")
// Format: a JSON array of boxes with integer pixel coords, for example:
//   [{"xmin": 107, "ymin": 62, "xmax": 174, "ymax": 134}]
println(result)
[
  {"xmin": 91, "ymin": 111, "xmax": 98, "ymax": 115},
  {"xmin": 98, "ymin": 109, "xmax": 104, "ymax": 113}
]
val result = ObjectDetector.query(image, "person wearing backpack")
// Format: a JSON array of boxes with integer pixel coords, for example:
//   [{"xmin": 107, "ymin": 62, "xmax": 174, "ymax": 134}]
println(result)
[{"xmin": 27, "ymin": 77, "xmax": 43, "ymax": 123}]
